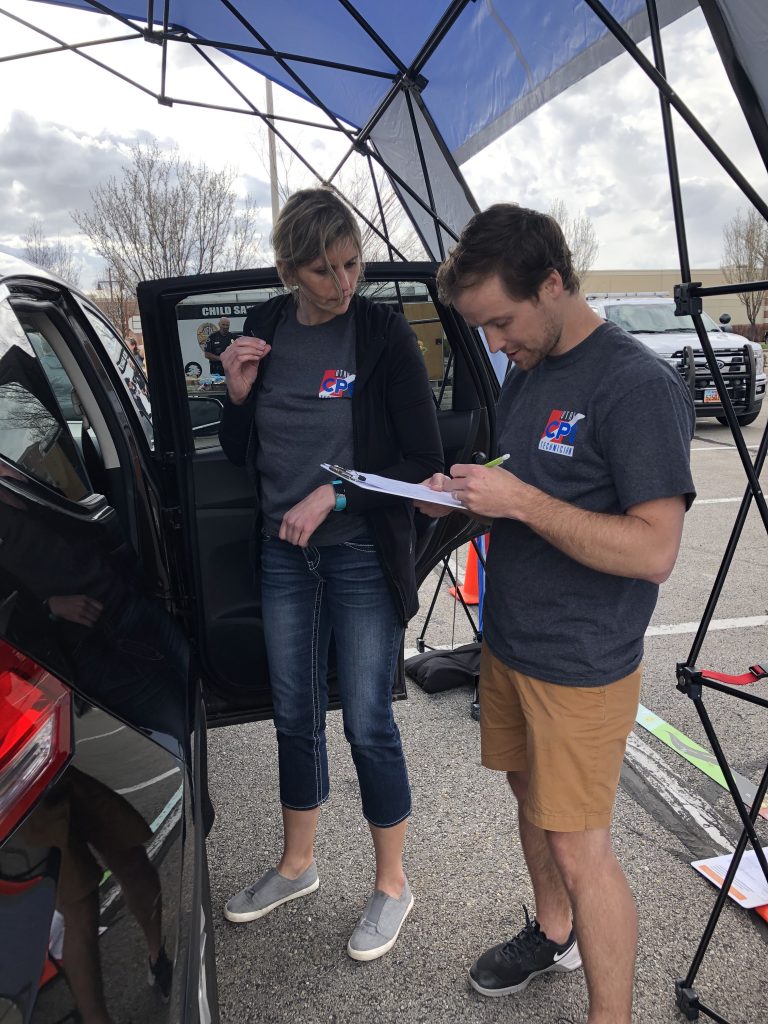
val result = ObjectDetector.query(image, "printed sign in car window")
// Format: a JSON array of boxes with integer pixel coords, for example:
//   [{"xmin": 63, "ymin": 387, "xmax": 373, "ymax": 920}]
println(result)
[{"xmin": 77, "ymin": 302, "xmax": 154, "ymax": 447}]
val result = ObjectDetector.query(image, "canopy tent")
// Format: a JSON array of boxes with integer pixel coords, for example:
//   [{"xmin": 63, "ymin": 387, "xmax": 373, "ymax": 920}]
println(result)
[{"xmin": 6, "ymin": 0, "xmax": 768, "ymax": 267}]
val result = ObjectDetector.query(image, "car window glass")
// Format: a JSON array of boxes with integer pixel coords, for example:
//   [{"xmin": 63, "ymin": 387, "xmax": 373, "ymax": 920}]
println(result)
[
  {"xmin": 0, "ymin": 297, "xmax": 91, "ymax": 500},
  {"xmin": 603, "ymin": 303, "xmax": 719, "ymax": 334},
  {"xmin": 176, "ymin": 286, "xmax": 282, "ymax": 451},
  {"xmin": 77, "ymin": 303, "xmax": 154, "ymax": 447},
  {"xmin": 171, "ymin": 280, "xmax": 455, "ymax": 451},
  {"xmin": 359, "ymin": 280, "xmax": 451, "ymax": 409}
]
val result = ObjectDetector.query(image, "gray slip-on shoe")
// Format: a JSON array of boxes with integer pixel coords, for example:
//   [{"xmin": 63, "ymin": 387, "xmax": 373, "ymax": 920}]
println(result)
[
  {"xmin": 347, "ymin": 879, "xmax": 414, "ymax": 961},
  {"xmin": 224, "ymin": 861, "xmax": 319, "ymax": 923}
]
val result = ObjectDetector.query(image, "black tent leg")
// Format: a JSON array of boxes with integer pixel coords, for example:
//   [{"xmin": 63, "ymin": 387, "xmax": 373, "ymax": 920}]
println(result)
[{"xmin": 674, "ymin": 671, "xmax": 768, "ymax": 1024}]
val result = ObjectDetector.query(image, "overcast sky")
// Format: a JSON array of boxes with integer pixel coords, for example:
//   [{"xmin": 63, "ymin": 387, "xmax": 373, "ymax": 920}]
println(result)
[{"xmin": 1, "ymin": 2, "xmax": 766, "ymax": 289}]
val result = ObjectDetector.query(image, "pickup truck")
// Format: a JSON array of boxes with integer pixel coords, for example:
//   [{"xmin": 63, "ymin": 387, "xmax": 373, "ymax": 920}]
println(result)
[{"xmin": 586, "ymin": 293, "xmax": 766, "ymax": 427}]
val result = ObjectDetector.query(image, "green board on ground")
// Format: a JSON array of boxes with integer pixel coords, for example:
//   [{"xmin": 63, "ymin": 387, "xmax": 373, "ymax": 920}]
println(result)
[{"xmin": 635, "ymin": 704, "xmax": 768, "ymax": 820}]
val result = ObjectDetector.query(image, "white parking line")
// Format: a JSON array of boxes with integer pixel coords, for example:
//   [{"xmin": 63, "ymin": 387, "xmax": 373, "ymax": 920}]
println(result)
[
  {"xmin": 694, "ymin": 497, "xmax": 742, "ymax": 505},
  {"xmin": 647, "ymin": 615, "xmax": 768, "ymax": 636},
  {"xmin": 624, "ymin": 733, "xmax": 733, "ymax": 852},
  {"xmin": 406, "ymin": 616, "xmax": 768, "ymax": 655},
  {"xmin": 691, "ymin": 445, "xmax": 759, "ymax": 452}
]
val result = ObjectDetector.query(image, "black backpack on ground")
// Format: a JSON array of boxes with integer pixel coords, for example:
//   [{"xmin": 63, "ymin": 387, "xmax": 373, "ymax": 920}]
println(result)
[{"xmin": 404, "ymin": 642, "xmax": 481, "ymax": 694}]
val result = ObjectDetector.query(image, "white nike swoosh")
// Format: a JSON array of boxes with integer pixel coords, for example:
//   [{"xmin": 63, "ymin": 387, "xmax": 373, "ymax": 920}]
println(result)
[{"xmin": 553, "ymin": 947, "xmax": 573, "ymax": 962}]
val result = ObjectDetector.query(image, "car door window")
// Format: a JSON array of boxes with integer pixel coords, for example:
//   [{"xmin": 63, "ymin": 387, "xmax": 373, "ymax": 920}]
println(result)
[
  {"xmin": 359, "ymin": 279, "xmax": 451, "ymax": 408},
  {"xmin": 77, "ymin": 302, "xmax": 154, "ymax": 448},
  {"xmin": 171, "ymin": 280, "xmax": 456, "ymax": 451},
  {"xmin": 0, "ymin": 296, "xmax": 91, "ymax": 500},
  {"xmin": 174, "ymin": 286, "xmax": 283, "ymax": 449}
]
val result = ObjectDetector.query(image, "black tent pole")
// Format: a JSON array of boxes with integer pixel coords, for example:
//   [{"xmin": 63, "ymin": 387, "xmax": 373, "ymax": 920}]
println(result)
[
  {"xmin": 0, "ymin": 6, "xmax": 156, "ymax": 97},
  {"xmin": 636, "ymin": 8, "xmax": 768, "ymax": 1021},
  {"xmin": 0, "ymin": 32, "xmax": 140, "ymax": 63},
  {"xmin": 645, "ymin": 0, "xmax": 690, "ymax": 284},
  {"xmin": 159, "ymin": 0, "xmax": 170, "ymax": 104},
  {"xmin": 191, "ymin": 43, "xmax": 409, "ymax": 261},
  {"xmin": 582, "ymin": 0, "xmax": 768, "ymax": 224},
  {"xmin": 367, "ymin": 154, "xmax": 396, "ymax": 261},
  {"xmin": 404, "ymin": 88, "xmax": 446, "ymax": 260}
]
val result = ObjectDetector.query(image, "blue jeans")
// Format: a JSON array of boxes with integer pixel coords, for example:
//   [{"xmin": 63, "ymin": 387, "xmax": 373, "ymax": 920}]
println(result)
[{"xmin": 260, "ymin": 534, "xmax": 410, "ymax": 828}]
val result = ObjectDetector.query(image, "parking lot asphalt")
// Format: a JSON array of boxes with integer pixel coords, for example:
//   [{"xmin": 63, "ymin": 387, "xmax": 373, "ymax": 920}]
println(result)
[{"xmin": 207, "ymin": 408, "xmax": 768, "ymax": 1024}]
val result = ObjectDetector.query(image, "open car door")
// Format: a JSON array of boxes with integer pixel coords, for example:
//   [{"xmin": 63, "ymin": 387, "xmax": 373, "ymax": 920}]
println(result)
[{"xmin": 137, "ymin": 263, "xmax": 498, "ymax": 726}]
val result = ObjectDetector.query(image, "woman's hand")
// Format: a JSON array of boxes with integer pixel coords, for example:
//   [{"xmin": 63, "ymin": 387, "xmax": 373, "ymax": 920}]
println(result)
[
  {"xmin": 279, "ymin": 485, "xmax": 337, "ymax": 547},
  {"xmin": 48, "ymin": 594, "xmax": 104, "ymax": 627},
  {"xmin": 221, "ymin": 336, "xmax": 272, "ymax": 405},
  {"xmin": 414, "ymin": 472, "xmax": 459, "ymax": 519}
]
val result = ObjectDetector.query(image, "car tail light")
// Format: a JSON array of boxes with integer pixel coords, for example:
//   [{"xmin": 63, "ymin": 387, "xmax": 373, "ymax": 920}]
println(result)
[{"xmin": 0, "ymin": 639, "xmax": 72, "ymax": 842}]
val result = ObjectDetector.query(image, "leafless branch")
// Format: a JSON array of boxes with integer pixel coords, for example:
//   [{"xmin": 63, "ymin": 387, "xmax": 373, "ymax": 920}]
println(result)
[
  {"xmin": 22, "ymin": 220, "xmax": 82, "ymax": 286},
  {"xmin": 548, "ymin": 199, "xmax": 599, "ymax": 282},
  {"xmin": 71, "ymin": 140, "xmax": 264, "ymax": 289},
  {"xmin": 721, "ymin": 206, "xmax": 768, "ymax": 339}
]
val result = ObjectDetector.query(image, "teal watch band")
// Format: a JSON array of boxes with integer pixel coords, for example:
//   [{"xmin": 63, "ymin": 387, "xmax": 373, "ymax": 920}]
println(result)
[{"xmin": 331, "ymin": 479, "xmax": 347, "ymax": 512}]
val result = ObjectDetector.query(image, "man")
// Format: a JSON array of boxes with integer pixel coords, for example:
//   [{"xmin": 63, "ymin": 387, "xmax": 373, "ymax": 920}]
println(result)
[
  {"xmin": 203, "ymin": 316, "xmax": 234, "ymax": 374},
  {"xmin": 418, "ymin": 204, "xmax": 695, "ymax": 1024}
]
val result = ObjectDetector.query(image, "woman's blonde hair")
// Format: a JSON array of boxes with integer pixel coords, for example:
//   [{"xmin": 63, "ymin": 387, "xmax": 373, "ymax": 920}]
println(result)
[{"xmin": 272, "ymin": 187, "xmax": 364, "ymax": 302}]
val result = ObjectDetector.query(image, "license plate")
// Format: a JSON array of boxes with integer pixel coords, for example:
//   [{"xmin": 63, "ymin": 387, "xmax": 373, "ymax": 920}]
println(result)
[{"xmin": 703, "ymin": 387, "xmax": 720, "ymax": 404}]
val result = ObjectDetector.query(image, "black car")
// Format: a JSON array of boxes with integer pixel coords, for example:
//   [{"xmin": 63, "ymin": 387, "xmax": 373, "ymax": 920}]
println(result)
[{"xmin": 0, "ymin": 256, "xmax": 498, "ymax": 1023}]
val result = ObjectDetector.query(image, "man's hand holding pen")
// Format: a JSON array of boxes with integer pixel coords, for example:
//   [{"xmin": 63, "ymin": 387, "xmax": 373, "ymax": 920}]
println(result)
[
  {"xmin": 415, "ymin": 454, "xmax": 528, "ymax": 522},
  {"xmin": 221, "ymin": 336, "xmax": 272, "ymax": 405}
]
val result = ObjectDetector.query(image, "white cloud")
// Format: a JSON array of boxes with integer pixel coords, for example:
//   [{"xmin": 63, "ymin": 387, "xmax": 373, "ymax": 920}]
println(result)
[{"xmin": 461, "ymin": 9, "xmax": 768, "ymax": 269}]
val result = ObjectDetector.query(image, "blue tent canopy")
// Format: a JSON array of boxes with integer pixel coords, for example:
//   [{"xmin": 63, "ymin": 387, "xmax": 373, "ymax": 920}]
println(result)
[
  {"xmin": 12, "ymin": 1, "xmax": 768, "ymax": 262},
  {"xmin": 26, "ymin": 1, "xmax": 696, "ymax": 156}
]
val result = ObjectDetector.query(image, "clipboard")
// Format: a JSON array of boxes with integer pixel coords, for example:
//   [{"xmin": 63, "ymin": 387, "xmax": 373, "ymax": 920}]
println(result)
[{"xmin": 321, "ymin": 463, "xmax": 464, "ymax": 508}]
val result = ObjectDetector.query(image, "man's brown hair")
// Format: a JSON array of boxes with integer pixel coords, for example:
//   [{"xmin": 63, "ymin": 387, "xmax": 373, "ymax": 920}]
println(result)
[{"xmin": 437, "ymin": 204, "xmax": 579, "ymax": 305}]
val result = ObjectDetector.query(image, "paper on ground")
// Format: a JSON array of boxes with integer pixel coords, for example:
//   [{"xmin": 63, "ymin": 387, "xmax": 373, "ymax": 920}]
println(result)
[
  {"xmin": 692, "ymin": 848, "xmax": 768, "ymax": 908},
  {"xmin": 321, "ymin": 464, "xmax": 463, "ymax": 508}
]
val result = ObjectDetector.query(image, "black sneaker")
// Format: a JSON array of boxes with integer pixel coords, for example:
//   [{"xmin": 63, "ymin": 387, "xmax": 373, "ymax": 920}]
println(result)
[
  {"xmin": 147, "ymin": 941, "xmax": 173, "ymax": 1002},
  {"xmin": 469, "ymin": 906, "xmax": 582, "ymax": 997}
]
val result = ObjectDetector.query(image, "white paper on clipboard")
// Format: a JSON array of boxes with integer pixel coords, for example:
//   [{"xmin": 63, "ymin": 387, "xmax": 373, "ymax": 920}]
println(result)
[{"xmin": 321, "ymin": 463, "xmax": 464, "ymax": 508}]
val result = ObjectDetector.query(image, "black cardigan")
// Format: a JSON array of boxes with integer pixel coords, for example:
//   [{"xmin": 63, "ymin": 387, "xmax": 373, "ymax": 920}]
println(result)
[{"xmin": 218, "ymin": 293, "xmax": 444, "ymax": 623}]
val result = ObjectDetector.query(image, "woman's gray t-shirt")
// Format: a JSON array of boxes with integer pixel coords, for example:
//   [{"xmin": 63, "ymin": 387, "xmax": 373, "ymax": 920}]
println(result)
[{"xmin": 254, "ymin": 303, "xmax": 366, "ymax": 545}]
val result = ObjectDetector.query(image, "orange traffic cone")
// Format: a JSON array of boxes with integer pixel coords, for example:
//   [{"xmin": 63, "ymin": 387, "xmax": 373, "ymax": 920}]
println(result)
[{"xmin": 450, "ymin": 535, "xmax": 488, "ymax": 605}]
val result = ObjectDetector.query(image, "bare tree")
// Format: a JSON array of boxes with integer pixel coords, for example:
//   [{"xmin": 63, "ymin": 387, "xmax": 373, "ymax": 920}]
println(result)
[
  {"xmin": 72, "ymin": 140, "xmax": 264, "ymax": 289},
  {"xmin": 336, "ymin": 157, "xmax": 423, "ymax": 262},
  {"xmin": 254, "ymin": 131, "xmax": 422, "ymax": 262},
  {"xmin": 23, "ymin": 221, "xmax": 82, "ymax": 286},
  {"xmin": 548, "ymin": 199, "xmax": 599, "ymax": 281},
  {"xmin": 91, "ymin": 264, "xmax": 133, "ymax": 339},
  {"xmin": 721, "ymin": 206, "xmax": 768, "ymax": 341}
]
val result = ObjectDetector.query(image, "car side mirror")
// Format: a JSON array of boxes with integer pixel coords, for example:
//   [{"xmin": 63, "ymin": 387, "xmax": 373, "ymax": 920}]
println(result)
[
  {"xmin": 188, "ymin": 395, "xmax": 224, "ymax": 438},
  {"xmin": 719, "ymin": 313, "xmax": 733, "ymax": 332}
]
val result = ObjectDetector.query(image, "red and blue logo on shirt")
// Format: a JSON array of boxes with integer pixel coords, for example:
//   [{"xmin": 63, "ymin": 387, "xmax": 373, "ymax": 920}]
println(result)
[
  {"xmin": 538, "ymin": 409, "xmax": 585, "ymax": 457},
  {"xmin": 319, "ymin": 369, "xmax": 356, "ymax": 398}
]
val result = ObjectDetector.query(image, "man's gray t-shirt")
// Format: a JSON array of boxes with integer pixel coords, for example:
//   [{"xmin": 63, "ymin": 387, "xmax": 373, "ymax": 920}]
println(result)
[
  {"xmin": 254, "ymin": 303, "xmax": 366, "ymax": 545},
  {"xmin": 483, "ymin": 321, "xmax": 695, "ymax": 686}
]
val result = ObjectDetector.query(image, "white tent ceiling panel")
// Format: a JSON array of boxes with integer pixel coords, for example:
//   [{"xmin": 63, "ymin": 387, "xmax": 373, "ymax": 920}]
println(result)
[{"xmin": 370, "ymin": 92, "xmax": 477, "ymax": 260}]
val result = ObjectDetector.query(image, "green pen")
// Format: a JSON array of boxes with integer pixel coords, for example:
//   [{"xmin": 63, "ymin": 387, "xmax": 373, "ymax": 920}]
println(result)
[{"xmin": 484, "ymin": 453, "xmax": 510, "ymax": 468}]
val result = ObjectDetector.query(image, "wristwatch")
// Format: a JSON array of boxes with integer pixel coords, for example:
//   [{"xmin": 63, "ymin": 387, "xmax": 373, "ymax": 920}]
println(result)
[{"xmin": 331, "ymin": 479, "xmax": 347, "ymax": 512}]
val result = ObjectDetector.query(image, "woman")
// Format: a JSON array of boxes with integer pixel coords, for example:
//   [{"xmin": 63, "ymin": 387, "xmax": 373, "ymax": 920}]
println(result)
[{"xmin": 218, "ymin": 187, "xmax": 443, "ymax": 961}]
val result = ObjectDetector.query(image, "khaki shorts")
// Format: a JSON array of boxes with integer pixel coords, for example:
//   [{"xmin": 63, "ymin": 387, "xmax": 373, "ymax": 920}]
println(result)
[{"xmin": 479, "ymin": 645, "xmax": 642, "ymax": 832}]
